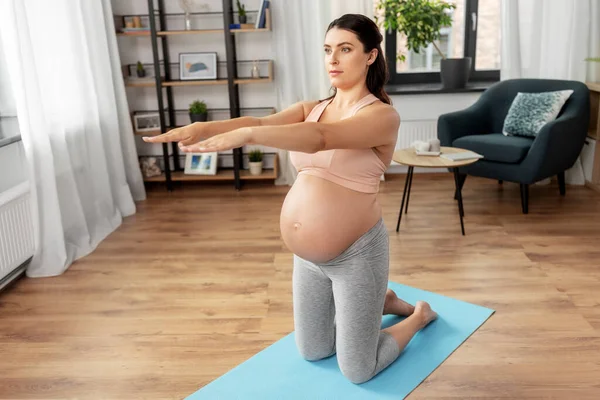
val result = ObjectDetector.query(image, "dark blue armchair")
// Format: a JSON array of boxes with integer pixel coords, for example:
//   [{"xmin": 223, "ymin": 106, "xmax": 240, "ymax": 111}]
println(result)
[{"xmin": 437, "ymin": 79, "xmax": 590, "ymax": 214}]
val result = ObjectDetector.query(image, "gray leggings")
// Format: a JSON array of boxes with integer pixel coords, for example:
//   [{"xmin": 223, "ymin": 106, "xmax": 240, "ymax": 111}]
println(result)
[{"xmin": 292, "ymin": 218, "xmax": 400, "ymax": 384}]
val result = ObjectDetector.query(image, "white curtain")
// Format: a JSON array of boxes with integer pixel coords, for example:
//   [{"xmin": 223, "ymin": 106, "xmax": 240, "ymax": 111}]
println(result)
[
  {"xmin": 0, "ymin": 0, "xmax": 146, "ymax": 277},
  {"xmin": 271, "ymin": 0, "xmax": 374, "ymax": 185},
  {"xmin": 501, "ymin": 0, "xmax": 600, "ymax": 185},
  {"xmin": 332, "ymin": 0, "xmax": 374, "ymax": 20},
  {"xmin": 271, "ymin": 0, "xmax": 331, "ymax": 185}
]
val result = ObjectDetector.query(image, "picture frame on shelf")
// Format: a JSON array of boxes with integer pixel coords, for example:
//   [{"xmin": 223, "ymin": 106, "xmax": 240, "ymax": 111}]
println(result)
[
  {"xmin": 179, "ymin": 52, "xmax": 218, "ymax": 80},
  {"xmin": 133, "ymin": 112, "xmax": 161, "ymax": 132},
  {"xmin": 139, "ymin": 156, "xmax": 162, "ymax": 179},
  {"xmin": 184, "ymin": 152, "xmax": 218, "ymax": 175}
]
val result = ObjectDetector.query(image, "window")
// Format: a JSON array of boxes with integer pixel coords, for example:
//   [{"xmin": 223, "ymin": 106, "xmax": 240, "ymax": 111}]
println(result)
[{"xmin": 378, "ymin": 0, "xmax": 501, "ymax": 85}]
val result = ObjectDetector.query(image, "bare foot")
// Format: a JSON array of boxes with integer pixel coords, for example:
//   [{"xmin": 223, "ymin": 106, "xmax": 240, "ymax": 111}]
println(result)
[
  {"xmin": 414, "ymin": 301, "xmax": 438, "ymax": 329},
  {"xmin": 383, "ymin": 289, "xmax": 416, "ymax": 316},
  {"xmin": 382, "ymin": 299, "xmax": 438, "ymax": 349}
]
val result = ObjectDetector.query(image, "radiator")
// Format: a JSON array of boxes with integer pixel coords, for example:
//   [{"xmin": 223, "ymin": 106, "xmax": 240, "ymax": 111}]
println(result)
[
  {"xmin": 0, "ymin": 182, "xmax": 34, "ymax": 285},
  {"xmin": 396, "ymin": 119, "xmax": 439, "ymax": 150},
  {"xmin": 390, "ymin": 119, "xmax": 443, "ymax": 172}
]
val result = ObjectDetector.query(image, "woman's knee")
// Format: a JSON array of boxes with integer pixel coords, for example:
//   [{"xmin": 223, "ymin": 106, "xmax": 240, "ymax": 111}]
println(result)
[
  {"xmin": 338, "ymin": 361, "xmax": 375, "ymax": 384},
  {"xmin": 296, "ymin": 340, "xmax": 335, "ymax": 362}
]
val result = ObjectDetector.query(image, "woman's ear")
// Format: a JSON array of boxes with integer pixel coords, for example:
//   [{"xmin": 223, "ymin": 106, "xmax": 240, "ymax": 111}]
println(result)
[{"xmin": 367, "ymin": 49, "xmax": 378, "ymax": 65}]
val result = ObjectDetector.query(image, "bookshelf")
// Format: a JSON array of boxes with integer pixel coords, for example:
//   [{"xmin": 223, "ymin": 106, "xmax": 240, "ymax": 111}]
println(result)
[{"xmin": 116, "ymin": 0, "xmax": 274, "ymax": 191}]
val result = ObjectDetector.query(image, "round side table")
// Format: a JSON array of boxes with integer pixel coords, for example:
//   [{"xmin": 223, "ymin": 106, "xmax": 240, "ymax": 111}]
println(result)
[{"xmin": 392, "ymin": 146, "xmax": 480, "ymax": 235}]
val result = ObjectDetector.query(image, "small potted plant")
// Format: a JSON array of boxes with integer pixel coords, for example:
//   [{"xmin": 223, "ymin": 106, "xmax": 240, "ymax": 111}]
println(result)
[
  {"xmin": 189, "ymin": 100, "xmax": 208, "ymax": 123},
  {"xmin": 375, "ymin": 0, "xmax": 469, "ymax": 89},
  {"xmin": 136, "ymin": 61, "xmax": 146, "ymax": 78},
  {"xmin": 248, "ymin": 148, "xmax": 263, "ymax": 175},
  {"xmin": 236, "ymin": 0, "xmax": 247, "ymax": 24}
]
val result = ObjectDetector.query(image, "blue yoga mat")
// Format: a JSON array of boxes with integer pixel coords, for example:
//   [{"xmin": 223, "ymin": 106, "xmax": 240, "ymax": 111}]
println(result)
[{"xmin": 187, "ymin": 281, "xmax": 494, "ymax": 400}]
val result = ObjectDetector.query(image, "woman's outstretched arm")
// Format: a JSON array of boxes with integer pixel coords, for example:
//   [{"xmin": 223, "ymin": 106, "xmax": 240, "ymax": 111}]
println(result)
[
  {"xmin": 143, "ymin": 100, "xmax": 318, "ymax": 146},
  {"xmin": 180, "ymin": 102, "xmax": 399, "ymax": 154}
]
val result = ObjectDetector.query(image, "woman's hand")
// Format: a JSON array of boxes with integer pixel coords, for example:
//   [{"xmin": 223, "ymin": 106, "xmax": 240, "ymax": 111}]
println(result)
[
  {"xmin": 179, "ymin": 127, "xmax": 252, "ymax": 153},
  {"xmin": 142, "ymin": 122, "xmax": 211, "ymax": 146}
]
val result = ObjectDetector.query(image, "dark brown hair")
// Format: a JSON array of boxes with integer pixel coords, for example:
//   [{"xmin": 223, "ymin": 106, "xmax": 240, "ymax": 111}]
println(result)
[{"xmin": 324, "ymin": 14, "xmax": 391, "ymax": 105}]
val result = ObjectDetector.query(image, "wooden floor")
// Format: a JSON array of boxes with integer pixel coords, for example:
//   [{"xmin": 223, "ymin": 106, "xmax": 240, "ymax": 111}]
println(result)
[{"xmin": 2, "ymin": 174, "xmax": 600, "ymax": 399}]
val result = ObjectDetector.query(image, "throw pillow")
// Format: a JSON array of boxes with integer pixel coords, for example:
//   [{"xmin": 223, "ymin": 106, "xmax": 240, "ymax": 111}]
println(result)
[{"xmin": 502, "ymin": 90, "xmax": 574, "ymax": 138}]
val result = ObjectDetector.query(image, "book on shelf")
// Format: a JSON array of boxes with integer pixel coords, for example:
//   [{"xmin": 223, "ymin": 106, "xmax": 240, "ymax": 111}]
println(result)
[
  {"xmin": 230, "ymin": 24, "xmax": 255, "ymax": 29},
  {"xmin": 255, "ymin": 0, "xmax": 270, "ymax": 29}
]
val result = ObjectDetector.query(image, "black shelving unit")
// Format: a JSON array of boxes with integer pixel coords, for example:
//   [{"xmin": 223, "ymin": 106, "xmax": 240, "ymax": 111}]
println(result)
[
  {"xmin": 147, "ymin": 0, "xmax": 175, "ymax": 190},
  {"xmin": 117, "ymin": 0, "xmax": 274, "ymax": 191}
]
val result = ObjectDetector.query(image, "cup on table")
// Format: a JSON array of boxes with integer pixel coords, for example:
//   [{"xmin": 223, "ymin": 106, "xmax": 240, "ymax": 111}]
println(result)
[{"xmin": 429, "ymin": 138, "xmax": 441, "ymax": 152}]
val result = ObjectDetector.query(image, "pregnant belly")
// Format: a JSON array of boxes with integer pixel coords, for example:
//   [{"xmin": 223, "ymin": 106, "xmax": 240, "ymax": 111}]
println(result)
[{"xmin": 280, "ymin": 174, "xmax": 382, "ymax": 263}]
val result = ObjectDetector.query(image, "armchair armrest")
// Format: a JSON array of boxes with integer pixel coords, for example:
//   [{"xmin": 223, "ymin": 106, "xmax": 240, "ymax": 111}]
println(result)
[
  {"xmin": 437, "ymin": 102, "xmax": 491, "ymax": 146},
  {"xmin": 521, "ymin": 110, "xmax": 589, "ymax": 182}
]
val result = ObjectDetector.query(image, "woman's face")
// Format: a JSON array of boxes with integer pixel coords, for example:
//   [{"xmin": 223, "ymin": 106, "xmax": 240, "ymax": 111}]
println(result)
[{"xmin": 324, "ymin": 27, "xmax": 376, "ymax": 90}]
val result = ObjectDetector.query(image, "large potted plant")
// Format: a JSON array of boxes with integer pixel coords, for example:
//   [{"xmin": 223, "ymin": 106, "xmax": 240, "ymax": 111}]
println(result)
[
  {"xmin": 189, "ymin": 100, "xmax": 208, "ymax": 123},
  {"xmin": 376, "ymin": 0, "xmax": 471, "ymax": 89}
]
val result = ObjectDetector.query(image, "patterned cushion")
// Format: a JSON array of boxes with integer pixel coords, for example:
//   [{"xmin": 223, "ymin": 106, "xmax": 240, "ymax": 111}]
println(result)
[{"xmin": 502, "ymin": 90, "xmax": 573, "ymax": 138}]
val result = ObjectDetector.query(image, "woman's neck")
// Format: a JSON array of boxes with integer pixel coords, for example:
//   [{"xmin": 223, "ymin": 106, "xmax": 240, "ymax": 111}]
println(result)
[{"xmin": 330, "ymin": 84, "xmax": 371, "ymax": 110}]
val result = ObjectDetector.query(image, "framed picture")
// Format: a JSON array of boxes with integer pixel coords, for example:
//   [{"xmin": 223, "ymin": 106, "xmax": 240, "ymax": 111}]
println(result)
[
  {"xmin": 184, "ymin": 152, "xmax": 218, "ymax": 175},
  {"xmin": 179, "ymin": 52, "xmax": 217, "ymax": 80},
  {"xmin": 133, "ymin": 112, "xmax": 161, "ymax": 132}
]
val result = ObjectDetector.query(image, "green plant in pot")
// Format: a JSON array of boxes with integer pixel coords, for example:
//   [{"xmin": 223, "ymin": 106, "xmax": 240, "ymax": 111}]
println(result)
[
  {"xmin": 248, "ymin": 148, "xmax": 263, "ymax": 176},
  {"xmin": 375, "ymin": 0, "xmax": 470, "ymax": 89},
  {"xmin": 189, "ymin": 100, "xmax": 208, "ymax": 123},
  {"xmin": 237, "ymin": 0, "xmax": 247, "ymax": 24},
  {"xmin": 136, "ymin": 61, "xmax": 146, "ymax": 78}
]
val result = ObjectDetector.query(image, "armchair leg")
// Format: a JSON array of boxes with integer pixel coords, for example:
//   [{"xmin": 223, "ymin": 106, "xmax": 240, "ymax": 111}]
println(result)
[
  {"xmin": 520, "ymin": 184, "xmax": 529, "ymax": 214},
  {"xmin": 557, "ymin": 171, "xmax": 566, "ymax": 196}
]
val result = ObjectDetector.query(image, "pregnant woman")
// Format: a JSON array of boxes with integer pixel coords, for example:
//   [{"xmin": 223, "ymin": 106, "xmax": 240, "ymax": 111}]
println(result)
[{"xmin": 144, "ymin": 13, "xmax": 437, "ymax": 384}]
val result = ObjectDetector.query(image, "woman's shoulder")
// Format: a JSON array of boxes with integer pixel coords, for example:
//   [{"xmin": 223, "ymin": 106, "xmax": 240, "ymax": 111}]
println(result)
[
  {"xmin": 360, "ymin": 98, "xmax": 400, "ymax": 122},
  {"xmin": 300, "ymin": 99, "xmax": 327, "ymax": 120}
]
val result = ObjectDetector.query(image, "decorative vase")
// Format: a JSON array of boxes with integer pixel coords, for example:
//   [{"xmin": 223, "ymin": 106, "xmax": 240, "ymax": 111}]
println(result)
[
  {"xmin": 440, "ymin": 57, "xmax": 472, "ymax": 89},
  {"xmin": 249, "ymin": 161, "xmax": 263, "ymax": 176},
  {"xmin": 190, "ymin": 113, "xmax": 208, "ymax": 123},
  {"xmin": 184, "ymin": 12, "xmax": 192, "ymax": 30},
  {"xmin": 251, "ymin": 61, "xmax": 260, "ymax": 79}
]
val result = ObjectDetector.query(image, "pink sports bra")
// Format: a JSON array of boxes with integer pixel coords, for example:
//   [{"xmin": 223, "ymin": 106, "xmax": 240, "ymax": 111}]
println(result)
[{"xmin": 289, "ymin": 93, "xmax": 389, "ymax": 194}]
